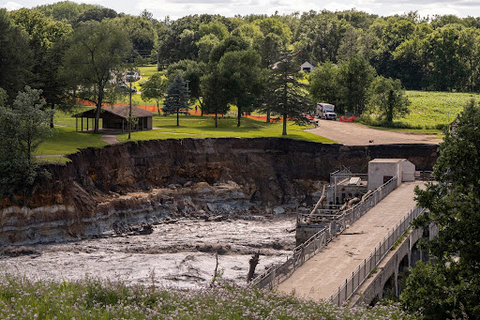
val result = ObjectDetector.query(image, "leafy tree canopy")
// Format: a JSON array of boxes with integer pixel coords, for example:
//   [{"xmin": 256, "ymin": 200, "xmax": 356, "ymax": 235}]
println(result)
[
  {"xmin": 401, "ymin": 100, "xmax": 480, "ymax": 319},
  {"xmin": 0, "ymin": 86, "xmax": 53, "ymax": 199},
  {"xmin": 368, "ymin": 76, "xmax": 410, "ymax": 123}
]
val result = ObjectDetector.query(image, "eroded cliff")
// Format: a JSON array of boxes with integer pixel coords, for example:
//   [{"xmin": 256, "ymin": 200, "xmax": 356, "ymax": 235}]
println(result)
[{"xmin": 0, "ymin": 138, "xmax": 438, "ymax": 245}]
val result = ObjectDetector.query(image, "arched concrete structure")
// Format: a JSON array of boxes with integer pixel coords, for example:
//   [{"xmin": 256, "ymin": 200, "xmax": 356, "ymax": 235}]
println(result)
[{"xmin": 350, "ymin": 223, "xmax": 437, "ymax": 305}]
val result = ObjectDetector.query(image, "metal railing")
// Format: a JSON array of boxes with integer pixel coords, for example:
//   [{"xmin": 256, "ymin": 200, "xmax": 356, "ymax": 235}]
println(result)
[
  {"xmin": 329, "ymin": 206, "xmax": 425, "ymax": 305},
  {"xmin": 252, "ymin": 177, "xmax": 399, "ymax": 289},
  {"xmin": 298, "ymin": 177, "xmax": 398, "ymax": 229}
]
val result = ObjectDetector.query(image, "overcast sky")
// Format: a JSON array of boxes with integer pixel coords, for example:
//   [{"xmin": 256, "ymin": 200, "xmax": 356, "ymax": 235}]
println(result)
[{"xmin": 3, "ymin": 0, "xmax": 480, "ymax": 21}]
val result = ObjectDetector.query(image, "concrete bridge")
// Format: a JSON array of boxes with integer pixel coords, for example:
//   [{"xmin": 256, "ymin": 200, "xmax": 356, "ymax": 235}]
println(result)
[{"xmin": 261, "ymin": 180, "xmax": 431, "ymax": 305}]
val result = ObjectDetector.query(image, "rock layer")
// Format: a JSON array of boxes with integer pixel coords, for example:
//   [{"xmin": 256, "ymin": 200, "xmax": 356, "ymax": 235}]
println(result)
[{"xmin": 0, "ymin": 138, "xmax": 438, "ymax": 245}]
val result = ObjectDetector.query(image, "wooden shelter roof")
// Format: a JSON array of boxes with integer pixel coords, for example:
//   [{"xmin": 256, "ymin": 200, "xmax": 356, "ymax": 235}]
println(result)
[{"xmin": 74, "ymin": 105, "xmax": 154, "ymax": 119}]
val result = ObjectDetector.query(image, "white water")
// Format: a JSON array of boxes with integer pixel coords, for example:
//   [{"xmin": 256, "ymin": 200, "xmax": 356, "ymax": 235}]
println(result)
[{"xmin": 0, "ymin": 215, "xmax": 296, "ymax": 288}]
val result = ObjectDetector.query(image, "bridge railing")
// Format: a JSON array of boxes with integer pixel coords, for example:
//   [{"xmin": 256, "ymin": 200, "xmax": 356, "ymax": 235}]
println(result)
[
  {"xmin": 298, "ymin": 176, "xmax": 398, "ymax": 233},
  {"xmin": 251, "ymin": 226, "xmax": 333, "ymax": 289},
  {"xmin": 252, "ymin": 176, "xmax": 399, "ymax": 290},
  {"xmin": 329, "ymin": 206, "xmax": 425, "ymax": 306}
]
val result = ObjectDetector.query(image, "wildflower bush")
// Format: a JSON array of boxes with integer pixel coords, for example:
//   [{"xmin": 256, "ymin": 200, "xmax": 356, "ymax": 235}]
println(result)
[{"xmin": 0, "ymin": 273, "xmax": 417, "ymax": 319}]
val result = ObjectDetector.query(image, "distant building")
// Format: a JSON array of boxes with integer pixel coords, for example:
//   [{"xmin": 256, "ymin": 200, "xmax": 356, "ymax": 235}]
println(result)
[
  {"xmin": 74, "ymin": 105, "xmax": 154, "ymax": 132},
  {"xmin": 300, "ymin": 61, "xmax": 314, "ymax": 73}
]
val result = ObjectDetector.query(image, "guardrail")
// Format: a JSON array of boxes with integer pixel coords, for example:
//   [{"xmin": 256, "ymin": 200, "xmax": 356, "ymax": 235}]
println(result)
[
  {"xmin": 329, "ymin": 206, "xmax": 425, "ymax": 305},
  {"xmin": 251, "ymin": 226, "xmax": 333, "ymax": 289},
  {"xmin": 252, "ymin": 176, "xmax": 399, "ymax": 289}
]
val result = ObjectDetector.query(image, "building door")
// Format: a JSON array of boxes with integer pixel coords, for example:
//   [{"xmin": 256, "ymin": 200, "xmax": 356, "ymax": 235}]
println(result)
[{"xmin": 383, "ymin": 176, "xmax": 393, "ymax": 184}]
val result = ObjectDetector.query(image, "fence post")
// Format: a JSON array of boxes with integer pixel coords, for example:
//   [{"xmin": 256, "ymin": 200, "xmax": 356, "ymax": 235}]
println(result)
[
  {"xmin": 345, "ymin": 279, "xmax": 348, "ymax": 300},
  {"xmin": 364, "ymin": 259, "xmax": 367, "ymax": 279},
  {"xmin": 338, "ymin": 287, "xmax": 341, "ymax": 306},
  {"xmin": 352, "ymin": 271, "xmax": 355, "ymax": 293}
]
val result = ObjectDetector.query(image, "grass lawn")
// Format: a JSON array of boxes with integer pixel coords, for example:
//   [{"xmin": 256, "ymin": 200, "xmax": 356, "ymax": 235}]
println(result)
[
  {"xmin": 117, "ymin": 114, "xmax": 335, "ymax": 143},
  {"xmin": 36, "ymin": 109, "xmax": 334, "ymax": 162},
  {"xmin": 36, "ymin": 110, "xmax": 108, "ymax": 162},
  {"xmin": 36, "ymin": 126, "xmax": 108, "ymax": 156}
]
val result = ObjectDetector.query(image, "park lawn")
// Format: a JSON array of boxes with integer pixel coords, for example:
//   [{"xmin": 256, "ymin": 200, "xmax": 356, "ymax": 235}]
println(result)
[
  {"xmin": 401, "ymin": 91, "xmax": 480, "ymax": 129},
  {"xmin": 36, "ymin": 126, "xmax": 108, "ymax": 156},
  {"xmin": 117, "ymin": 114, "xmax": 335, "ymax": 143}
]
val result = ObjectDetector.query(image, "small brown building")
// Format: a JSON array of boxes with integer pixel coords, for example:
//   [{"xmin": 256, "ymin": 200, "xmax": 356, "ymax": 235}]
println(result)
[{"xmin": 75, "ymin": 105, "xmax": 154, "ymax": 132}]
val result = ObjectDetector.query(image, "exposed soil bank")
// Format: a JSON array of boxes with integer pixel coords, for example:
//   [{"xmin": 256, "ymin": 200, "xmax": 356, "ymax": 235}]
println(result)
[{"xmin": 0, "ymin": 138, "xmax": 438, "ymax": 245}]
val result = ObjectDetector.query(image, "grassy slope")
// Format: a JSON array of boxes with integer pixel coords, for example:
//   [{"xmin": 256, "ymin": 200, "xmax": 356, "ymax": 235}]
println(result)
[{"xmin": 401, "ymin": 91, "xmax": 480, "ymax": 129}]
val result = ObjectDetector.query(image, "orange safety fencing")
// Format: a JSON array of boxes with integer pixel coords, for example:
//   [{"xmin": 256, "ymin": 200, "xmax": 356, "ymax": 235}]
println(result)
[
  {"xmin": 339, "ymin": 115, "xmax": 358, "ymax": 122},
  {"xmin": 77, "ymin": 99, "xmax": 289, "ymax": 121}
]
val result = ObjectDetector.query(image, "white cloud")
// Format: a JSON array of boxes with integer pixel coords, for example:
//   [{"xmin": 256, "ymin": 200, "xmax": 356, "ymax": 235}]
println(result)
[
  {"xmin": 3, "ymin": 1, "xmax": 22, "ymax": 10},
  {"xmin": 2, "ymin": 0, "xmax": 480, "ymax": 19}
]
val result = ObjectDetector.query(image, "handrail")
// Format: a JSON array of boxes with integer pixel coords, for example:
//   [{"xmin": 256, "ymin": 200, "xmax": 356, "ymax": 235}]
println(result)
[
  {"xmin": 252, "ymin": 176, "xmax": 399, "ymax": 289},
  {"xmin": 329, "ymin": 207, "xmax": 425, "ymax": 305}
]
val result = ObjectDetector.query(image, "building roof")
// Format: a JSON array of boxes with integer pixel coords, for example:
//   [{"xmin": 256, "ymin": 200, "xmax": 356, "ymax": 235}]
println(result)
[
  {"xmin": 369, "ymin": 158, "xmax": 405, "ymax": 164},
  {"xmin": 74, "ymin": 105, "xmax": 154, "ymax": 119}
]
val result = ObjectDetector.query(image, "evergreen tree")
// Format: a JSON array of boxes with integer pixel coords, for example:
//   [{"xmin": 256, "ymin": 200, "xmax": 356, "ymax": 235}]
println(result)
[
  {"xmin": 270, "ymin": 50, "xmax": 313, "ymax": 135},
  {"xmin": 163, "ymin": 74, "xmax": 190, "ymax": 126}
]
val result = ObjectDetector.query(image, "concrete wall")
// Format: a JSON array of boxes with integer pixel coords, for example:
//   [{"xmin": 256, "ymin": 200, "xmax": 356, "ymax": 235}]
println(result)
[
  {"xmin": 368, "ymin": 160, "xmax": 402, "ymax": 190},
  {"xmin": 402, "ymin": 160, "xmax": 416, "ymax": 182}
]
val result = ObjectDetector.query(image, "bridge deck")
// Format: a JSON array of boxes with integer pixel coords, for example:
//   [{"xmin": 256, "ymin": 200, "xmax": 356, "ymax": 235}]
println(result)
[{"xmin": 277, "ymin": 181, "xmax": 424, "ymax": 301}]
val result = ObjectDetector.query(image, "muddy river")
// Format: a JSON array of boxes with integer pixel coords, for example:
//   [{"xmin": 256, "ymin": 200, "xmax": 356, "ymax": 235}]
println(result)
[{"xmin": 0, "ymin": 215, "xmax": 296, "ymax": 288}]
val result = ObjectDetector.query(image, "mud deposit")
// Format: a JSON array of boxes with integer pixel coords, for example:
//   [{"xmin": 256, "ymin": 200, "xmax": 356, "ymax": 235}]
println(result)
[{"xmin": 0, "ymin": 215, "xmax": 295, "ymax": 288}]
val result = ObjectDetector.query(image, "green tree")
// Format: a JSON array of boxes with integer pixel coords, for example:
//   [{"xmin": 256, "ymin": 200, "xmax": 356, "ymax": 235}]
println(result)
[
  {"xmin": 166, "ymin": 60, "xmax": 206, "ymax": 113},
  {"xmin": 270, "ymin": 51, "xmax": 313, "ymax": 135},
  {"xmin": 140, "ymin": 73, "xmax": 168, "ymax": 115},
  {"xmin": 112, "ymin": 15, "xmax": 158, "ymax": 59},
  {"xmin": 9, "ymin": 8, "xmax": 73, "ymax": 128},
  {"xmin": 401, "ymin": 100, "xmax": 480, "ymax": 319},
  {"xmin": 217, "ymin": 50, "xmax": 264, "ymax": 127},
  {"xmin": 308, "ymin": 61, "xmax": 341, "ymax": 111},
  {"xmin": 338, "ymin": 56, "xmax": 376, "ymax": 114},
  {"xmin": 163, "ymin": 74, "xmax": 190, "ymax": 126},
  {"xmin": 0, "ymin": 86, "xmax": 53, "ymax": 198},
  {"xmin": 200, "ymin": 66, "xmax": 230, "ymax": 127},
  {"xmin": 0, "ymin": 9, "xmax": 32, "ymax": 101},
  {"xmin": 368, "ymin": 76, "xmax": 410, "ymax": 123},
  {"xmin": 65, "ymin": 20, "xmax": 132, "ymax": 133}
]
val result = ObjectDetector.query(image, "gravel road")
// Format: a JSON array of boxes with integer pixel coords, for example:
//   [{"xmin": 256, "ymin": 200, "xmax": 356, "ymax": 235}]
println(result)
[{"xmin": 307, "ymin": 119, "xmax": 441, "ymax": 145}]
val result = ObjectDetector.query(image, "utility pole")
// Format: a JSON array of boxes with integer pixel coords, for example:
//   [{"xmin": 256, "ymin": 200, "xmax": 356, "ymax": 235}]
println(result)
[{"xmin": 128, "ymin": 81, "xmax": 132, "ymax": 140}]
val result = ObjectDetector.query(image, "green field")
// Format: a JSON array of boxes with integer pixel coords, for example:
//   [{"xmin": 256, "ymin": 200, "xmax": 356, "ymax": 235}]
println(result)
[{"xmin": 400, "ymin": 91, "xmax": 480, "ymax": 129}]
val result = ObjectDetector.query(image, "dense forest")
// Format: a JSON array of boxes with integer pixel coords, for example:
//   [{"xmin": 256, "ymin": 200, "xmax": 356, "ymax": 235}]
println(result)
[{"xmin": 3, "ymin": 2, "xmax": 480, "ymax": 97}]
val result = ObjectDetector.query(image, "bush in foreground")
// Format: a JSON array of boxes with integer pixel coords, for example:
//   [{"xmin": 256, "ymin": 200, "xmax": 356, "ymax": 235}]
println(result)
[{"xmin": 0, "ymin": 273, "xmax": 417, "ymax": 319}]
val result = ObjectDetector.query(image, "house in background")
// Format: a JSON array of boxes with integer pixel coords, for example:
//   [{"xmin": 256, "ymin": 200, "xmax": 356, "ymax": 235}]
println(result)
[
  {"xmin": 300, "ymin": 61, "xmax": 314, "ymax": 73},
  {"xmin": 74, "ymin": 105, "xmax": 154, "ymax": 132}
]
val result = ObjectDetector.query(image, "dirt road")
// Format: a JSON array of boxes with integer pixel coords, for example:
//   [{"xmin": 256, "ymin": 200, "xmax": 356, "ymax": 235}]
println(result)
[{"xmin": 307, "ymin": 119, "xmax": 441, "ymax": 145}]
